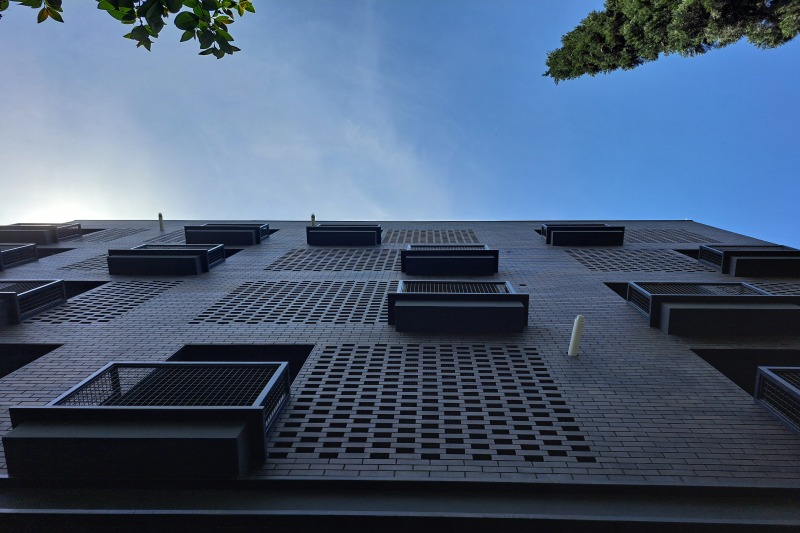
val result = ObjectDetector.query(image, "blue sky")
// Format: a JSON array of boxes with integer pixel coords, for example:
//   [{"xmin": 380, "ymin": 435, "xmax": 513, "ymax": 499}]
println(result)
[{"xmin": 1, "ymin": 1, "xmax": 798, "ymax": 246}]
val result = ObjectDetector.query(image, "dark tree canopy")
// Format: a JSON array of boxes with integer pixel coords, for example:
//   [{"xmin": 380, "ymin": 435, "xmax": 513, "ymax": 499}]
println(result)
[
  {"xmin": 0, "ymin": 0, "xmax": 255, "ymax": 58},
  {"xmin": 545, "ymin": 0, "xmax": 800, "ymax": 82}
]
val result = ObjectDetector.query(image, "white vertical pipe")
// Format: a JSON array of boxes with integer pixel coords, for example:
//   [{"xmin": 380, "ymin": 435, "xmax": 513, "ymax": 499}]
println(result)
[{"xmin": 568, "ymin": 315, "xmax": 586, "ymax": 356}]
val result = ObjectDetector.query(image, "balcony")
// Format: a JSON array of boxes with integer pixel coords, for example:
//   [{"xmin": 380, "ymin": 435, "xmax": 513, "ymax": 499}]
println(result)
[
  {"xmin": 0, "ymin": 223, "xmax": 82, "ymax": 244},
  {"xmin": 400, "ymin": 244, "xmax": 499, "ymax": 276},
  {"xmin": 0, "ymin": 280, "xmax": 67, "ymax": 325},
  {"xmin": 184, "ymin": 223, "xmax": 270, "ymax": 245},
  {"xmin": 754, "ymin": 367, "xmax": 800, "ymax": 434},
  {"xmin": 388, "ymin": 280, "xmax": 528, "ymax": 333},
  {"xmin": 698, "ymin": 245, "xmax": 800, "ymax": 277},
  {"xmin": 626, "ymin": 282, "xmax": 800, "ymax": 336},
  {"xmin": 540, "ymin": 223, "xmax": 625, "ymax": 246},
  {"xmin": 0, "ymin": 243, "xmax": 38, "ymax": 270},
  {"xmin": 3, "ymin": 361, "xmax": 290, "ymax": 479},
  {"xmin": 107, "ymin": 244, "xmax": 226, "ymax": 275},
  {"xmin": 306, "ymin": 224, "xmax": 382, "ymax": 246}
]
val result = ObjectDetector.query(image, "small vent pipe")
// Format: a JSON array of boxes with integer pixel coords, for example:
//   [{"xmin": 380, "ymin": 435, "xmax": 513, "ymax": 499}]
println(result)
[
  {"xmin": 568, "ymin": 315, "xmax": 585, "ymax": 357},
  {"xmin": 158, "ymin": 213, "xmax": 164, "ymax": 232},
  {"xmin": 311, "ymin": 213, "xmax": 317, "ymax": 227}
]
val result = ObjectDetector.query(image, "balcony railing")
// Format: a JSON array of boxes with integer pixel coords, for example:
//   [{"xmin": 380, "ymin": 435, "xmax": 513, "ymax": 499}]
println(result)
[
  {"xmin": 0, "ymin": 243, "xmax": 38, "ymax": 270},
  {"xmin": 184, "ymin": 223, "xmax": 270, "ymax": 245},
  {"xmin": 626, "ymin": 282, "xmax": 800, "ymax": 336},
  {"xmin": 3, "ymin": 361, "xmax": 290, "ymax": 479},
  {"xmin": 0, "ymin": 280, "xmax": 67, "ymax": 324},
  {"xmin": 388, "ymin": 280, "xmax": 528, "ymax": 333},
  {"xmin": 401, "ymin": 244, "xmax": 499, "ymax": 275}
]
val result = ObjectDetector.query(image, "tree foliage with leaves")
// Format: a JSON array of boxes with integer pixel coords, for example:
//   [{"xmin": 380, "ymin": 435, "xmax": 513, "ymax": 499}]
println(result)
[
  {"xmin": 0, "ymin": 0, "xmax": 255, "ymax": 58},
  {"xmin": 545, "ymin": 0, "xmax": 800, "ymax": 82}
]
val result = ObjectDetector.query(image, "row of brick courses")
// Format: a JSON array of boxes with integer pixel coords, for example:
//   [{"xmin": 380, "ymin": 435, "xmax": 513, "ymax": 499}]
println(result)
[{"xmin": 1, "ymin": 220, "xmax": 799, "ymax": 483}]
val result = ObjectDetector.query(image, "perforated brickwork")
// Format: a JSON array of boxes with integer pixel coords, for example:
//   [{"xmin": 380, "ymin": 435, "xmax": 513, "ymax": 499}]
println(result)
[
  {"xmin": 28, "ymin": 280, "xmax": 181, "ymax": 324},
  {"xmin": 190, "ymin": 281, "xmax": 397, "ymax": 325},
  {"xmin": 268, "ymin": 344, "xmax": 595, "ymax": 465},
  {"xmin": 81, "ymin": 228, "xmax": 148, "ymax": 242},
  {"xmin": 625, "ymin": 229, "xmax": 720, "ymax": 244},
  {"xmin": 566, "ymin": 249, "xmax": 714, "ymax": 273},
  {"xmin": 60, "ymin": 255, "xmax": 108, "ymax": 271},
  {"xmin": 266, "ymin": 249, "xmax": 400, "ymax": 272},
  {"xmin": 383, "ymin": 229, "xmax": 479, "ymax": 244},
  {"xmin": 752, "ymin": 283, "xmax": 800, "ymax": 296},
  {"xmin": 145, "ymin": 230, "xmax": 185, "ymax": 244}
]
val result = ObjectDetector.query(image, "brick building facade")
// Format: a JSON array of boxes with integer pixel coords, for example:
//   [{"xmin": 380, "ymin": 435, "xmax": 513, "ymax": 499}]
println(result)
[{"xmin": 1, "ymin": 219, "xmax": 799, "ymax": 529}]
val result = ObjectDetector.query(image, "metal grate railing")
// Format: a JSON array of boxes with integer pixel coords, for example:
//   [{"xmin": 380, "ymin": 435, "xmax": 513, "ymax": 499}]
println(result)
[
  {"xmin": 627, "ymin": 282, "xmax": 771, "ymax": 316},
  {"xmin": 401, "ymin": 281, "xmax": 510, "ymax": 294},
  {"xmin": 756, "ymin": 367, "xmax": 800, "ymax": 433},
  {"xmin": 633, "ymin": 283, "xmax": 767, "ymax": 296},
  {"xmin": 0, "ymin": 244, "xmax": 37, "ymax": 269},
  {"xmin": 55, "ymin": 363, "xmax": 283, "ymax": 407},
  {"xmin": 407, "ymin": 244, "xmax": 488, "ymax": 251},
  {"xmin": 133, "ymin": 244, "xmax": 225, "ymax": 267}
]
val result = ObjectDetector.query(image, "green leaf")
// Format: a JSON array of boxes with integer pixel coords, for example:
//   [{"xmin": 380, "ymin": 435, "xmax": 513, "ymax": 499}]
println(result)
[
  {"xmin": 201, "ymin": 0, "xmax": 218, "ymax": 10},
  {"xmin": 199, "ymin": 47, "xmax": 215, "ymax": 55},
  {"xmin": 44, "ymin": 0, "xmax": 61, "ymax": 8},
  {"xmin": 174, "ymin": 11, "xmax": 199, "ymax": 30},
  {"xmin": 165, "ymin": 0, "xmax": 182, "ymax": 13},
  {"xmin": 180, "ymin": 29, "xmax": 195, "ymax": 42},
  {"xmin": 212, "ymin": 47, "xmax": 225, "ymax": 58},
  {"xmin": 0, "ymin": 0, "xmax": 9, "ymax": 11},
  {"xmin": 198, "ymin": 28, "xmax": 215, "ymax": 48},
  {"xmin": 36, "ymin": 7, "xmax": 48, "ymax": 22},
  {"xmin": 97, "ymin": 1, "xmax": 116, "ymax": 10},
  {"xmin": 47, "ymin": 6, "xmax": 63, "ymax": 22},
  {"xmin": 130, "ymin": 24, "xmax": 150, "ymax": 41}
]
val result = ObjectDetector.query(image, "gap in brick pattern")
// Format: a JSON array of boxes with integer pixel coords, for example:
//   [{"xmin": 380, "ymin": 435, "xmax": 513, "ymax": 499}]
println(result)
[
  {"xmin": 190, "ymin": 281, "xmax": 397, "ymax": 325},
  {"xmin": 565, "ymin": 249, "xmax": 714, "ymax": 273},
  {"xmin": 268, "ymin": 344, "xmax": 596, "ymax": 464},
  {"xmin": 383, "ymin": 229, "xmax": 480, "ymax": 244},
  {"xmin": 27, "ymin": 280, "xmax": 181, "ymax": 324},
  {"xmin": 81, "ymin": 228, "xmax": 148, "ymax": 242},
  {"xmin": 625, "ymin": 229, "xmax": 720, "ymax": 244},
  {"xmin": 752, "ymin": 283, "xmax": 800, "ymax": 296},
  {"xmin": 266, "ymin": 249, "xmax": 400, "ymax": 272},
  {"xmin": 61, "ymin": 255, "xmax": 108, "ymax": 271},
  {"xmin": 144, "ymin": 230, "xmax": 185, "ymax": 244}
]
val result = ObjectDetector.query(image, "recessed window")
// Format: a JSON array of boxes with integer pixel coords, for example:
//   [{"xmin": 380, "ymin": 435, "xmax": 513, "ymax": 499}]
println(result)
[
  {"xmin": 0, "ymin": 344, "xmax": 62, "ymax": 379},
  {"xmin": 169, "ymin": 344, "xmax": 314, "ymax": 384},
  {"xmin": 692, "ymin": 349, "xmax": 800, "ymax": 395}
]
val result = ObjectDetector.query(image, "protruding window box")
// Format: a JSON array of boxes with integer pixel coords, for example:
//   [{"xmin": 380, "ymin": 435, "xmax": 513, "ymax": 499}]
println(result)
[
  {"xmin": 306, "ymin": 224, "xmax": 382, "ymax": 246},
  {"xmin": 698, "ymin": 245, "xmax": 800, "ymax": 277},
  {"xmin": 626, "ymin": 282, "xmax": 800, "ymax": 336},
  {"xmin": 0, "ymin": 223, "xmax": 82, "ymax": 244},
  {"xmin": 2, "ymin": 361, "xmax": 290, "ymax": 479},
  {"xmin": 388, "ymin": 281, "xmax": 528, "ymax": 333},
  {"xmin": 0, "ymin": 244, "xmax": 38, "ymax": 270},
  {"xmin": 107, "ymin": 244, "xmax": 225, "ymax": 276},
  {"xmin": 754, "ymin": 367, "xmax": 800, "ymax": 433},
  {"xmin": 0, "ymin": 280, "xmax": 67, "ymax": 325},
  {"xmin": 401, "ymin": 244, "xmax": 499, "ymax": 276},
  {"xmin": 184, "ymin": 223, "xmax": 270, "ymax": 246},
  {"xmin": 541, "ymin": 223, "xmax": 625, "ymax": 246}
]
